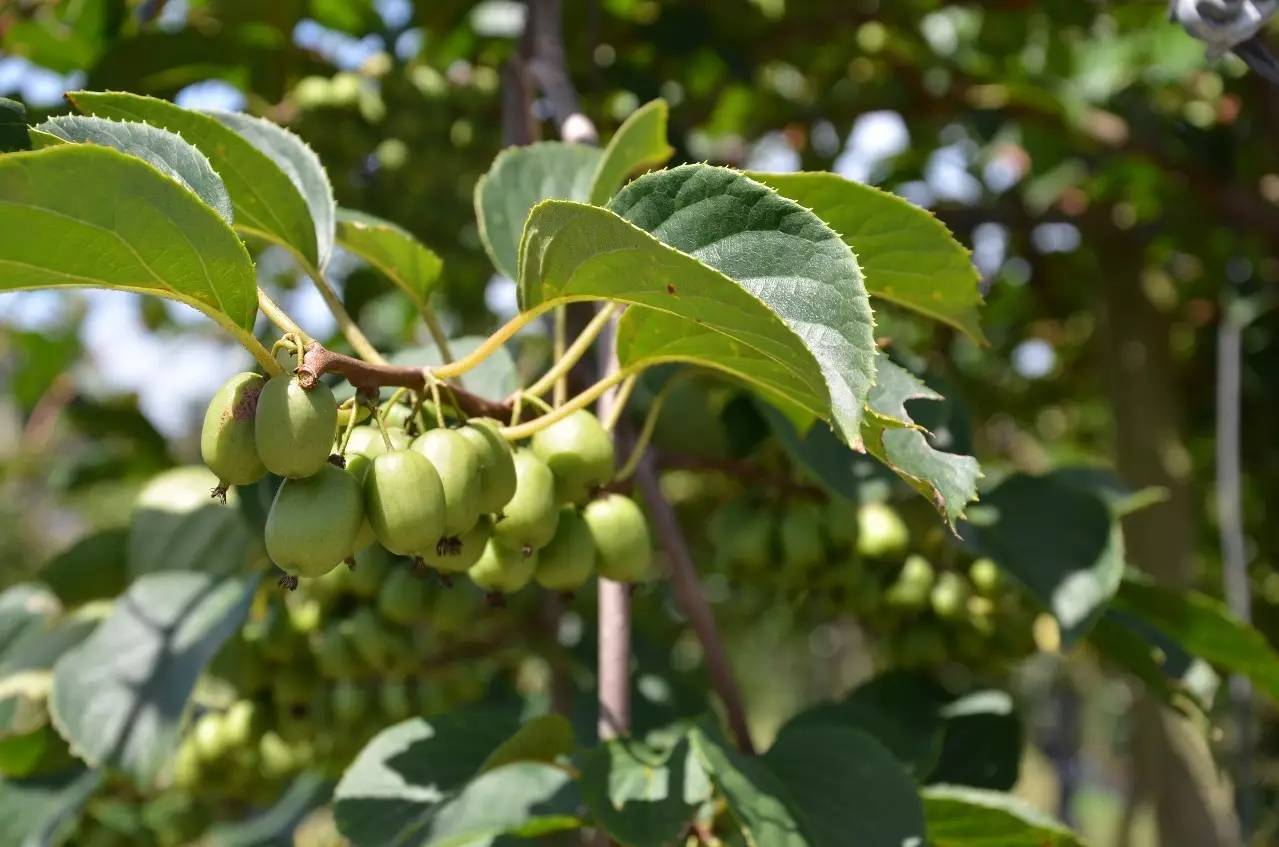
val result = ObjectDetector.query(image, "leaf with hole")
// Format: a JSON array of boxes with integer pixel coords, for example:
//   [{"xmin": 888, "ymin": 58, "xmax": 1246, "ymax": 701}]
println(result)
[
  {"xmin": 750, "ymin": 170, "xmax": 984, "ymax": 342},
  {"xmin": 0, "ymin": 144, "xmax": 260, "ymax": 351},
  {"xmin": 49, "ymin": 571, "xmax": 257, "ymax": 786},
  {"xmin": 34, "ymin": 114, "xmax": 233, "ymax": 224},
  {"xmin": 68, "ymin": 90, "xmax": 320, "ymax": 267},
  {"xmin": 862, "ymin": 359, "xmax": 981, "ymax": 525}
]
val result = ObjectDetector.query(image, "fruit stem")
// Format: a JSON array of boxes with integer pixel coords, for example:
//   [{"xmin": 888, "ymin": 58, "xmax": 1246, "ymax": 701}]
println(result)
[
  {"xmin": 430, "ymin": 307, "xmax": 548, "ymax": 380},
  {"xmin": 601, "ymin": 373, "xmax": 637, "ymax": 433},
  {"xmin": 526, "ymin": 302, "xmax": 621, "ymax": 399},
  {"xmin": 243, "ymin": 331, "xmax": 286, "ymax": 376},
  {"xmin": 420, "ymin": 304, "xmax": 455, "ymax": 364},
  {"xmin": 287, "ymin": 250, "xmax": 386, "ymax": 365},
  {"xmin": 338, "ymin": 397, "xmax": 360, "ymax": 453},
  {"xmin": 257, "ymin": 289, "xmax": 307, "ymax": 341},
  {"xmin": 499, "ymin": 367, "xmax": 638, "ymax": 441},
  {"xmin": 426, "ymin": 373, "xmax": 446, "ymax": 428},
  {"xmin": 552, "ymin": 306, "xmax": 567, "ymax": 407},
  {"xmin": 369, "ymin": 396, "xmax": 394, "ymax": 450},
  {"xmin": 612, "ymin": 373, "xmax": 687, "ymax": 481}
]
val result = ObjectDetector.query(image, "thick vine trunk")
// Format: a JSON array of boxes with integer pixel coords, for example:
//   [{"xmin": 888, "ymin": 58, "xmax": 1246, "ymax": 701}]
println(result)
[{"xmin": 1099, "ymin": 258, "xmax": 1239, "ymax": 847}]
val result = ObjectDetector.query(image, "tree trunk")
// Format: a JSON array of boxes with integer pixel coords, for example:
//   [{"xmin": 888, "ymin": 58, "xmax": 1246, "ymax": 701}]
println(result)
[{"xmin": 1098, "ymin": 255, "xmax": 1240, "ymax": 847}]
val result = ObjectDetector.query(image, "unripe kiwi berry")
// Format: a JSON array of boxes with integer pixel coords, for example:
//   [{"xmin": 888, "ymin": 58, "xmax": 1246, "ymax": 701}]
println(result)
[
  {"xmin": 493, "ymin": 451, "xmax": 560, "ymax": 554},
  {"xmin": 378, "ymin": 679, "xmax": 414, "ymax": 721},
  {"xmin": 422, "ymin": 515, "xmax": 493, "ymax": 574},
  {"xmin": 344, "ymin": 452, "xmax": 377, "ymax": 551},
  {"xmin": 377, "ymin": 566, "xmax": 429, "ymax": 625},
  {"xmin": 780, "ymin": 500, "xmax": 825, "ymax": 573},
  {"xmin": 348, "ymin": 543, "xmax": 396, "ymax": 598},
  {"xmin": 255, "ymin": 374, "xmax": 338, "ymax": 479},
  {"xmin": 364, "ymin": 449, "xmax": 446, "ymax": 556},
  {"xmin": 856, "ymin": 501, "xmax": 909, "ymax": 559},
  {"xmin": 583, "ymin": 494, "xmax": 652, "ymax": 583},
  {"xmin": 346, "ymin": 425, "xmax": 410, "ymax": 458},
  {"xmin": 711, "ymin": 499, "xmax": 773, "ymax": 573},
  {"xmin": 458, "ymin": 418, "xmax": 517, "ymax": 513},
  {"xmin": 531, "ymin": 409, "xmax": 615, "ymax": 504},
  {"xmin": 332, "ymin": 680, "xmax": 368, "ymax": 724},
  {"xmin": 201, "ymin": 372, "xmax": 267, "ymax": 487},
  {"xmin": 885, "ymin": 554, "xmax": 934, "ymax": 610},
  {"xmin": 534, "ymin": 506, "xmax": 596, "ymax": 591},
  {"xmin": 929, "ymin": 571, "xmax": 971, "ymax": 620},
  {"xmin": 468, "ymin": 539, "xmax": 537, "ymax": 594},
  {"xmin": 265, "ymin": 464, "xmax": 364, "ymax": 579},
  {"xmin": 411, "ymin": 428, "xmax": 483, "ymax": 537},
  {"xmin": 313, "ymin": 623, "xmax": 359, "ymax": 679},
  {"xmin": 968, "ymin": 558, "xmax": 1002, "ymax": 595}
]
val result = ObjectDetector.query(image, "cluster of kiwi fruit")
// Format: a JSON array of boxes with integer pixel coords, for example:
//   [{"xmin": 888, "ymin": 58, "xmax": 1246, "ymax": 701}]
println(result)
[
  {"xmin": 705, "ymin": 496, "xmax": 1036, "ymax": 669},
  {"xmin": 201, "ymin": 369, "xmax": 654, "ymax": 599},
  {"xmin": 61, "ymin": 564, "xmax": 502, "ymax": 847}
]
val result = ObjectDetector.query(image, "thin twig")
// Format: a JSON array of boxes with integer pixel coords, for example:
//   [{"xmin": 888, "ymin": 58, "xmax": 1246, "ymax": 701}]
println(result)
[
  {"xmin": 636, "ymin": 455, "xmax": 756, "ymax": 754},
  {"xmin": 298, "ymin": 342, "xmax": 510, "ymax": 420},
  {"xmin": 1217, "ymin": 302, "xmax": 1254, "ymax": 837}
]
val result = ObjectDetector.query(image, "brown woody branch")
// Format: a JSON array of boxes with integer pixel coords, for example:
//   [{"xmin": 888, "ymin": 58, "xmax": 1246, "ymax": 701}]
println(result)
[{"xmin": 297, "ymin": 341, "xmax": 511, "ymax": 420}]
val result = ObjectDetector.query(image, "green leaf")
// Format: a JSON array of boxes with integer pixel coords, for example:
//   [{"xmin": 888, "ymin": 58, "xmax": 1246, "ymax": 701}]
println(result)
[
  {"xmin": 333, "ymin": 706, "xmax": 524, "ymax": 847},
  {"xmin": 37, "ymin": 529, "xmax": 129, "ymax": 607},
  {"xmin": 963, "ymin": 473, "xmax": 1123, "ymax": 645},
  {"xmin": 0, "ymin": 144, "xmax": 260, "ymax": 344},
  {"xmin": 337, "ymin": 208, "xmax": 444, "ymax": 309},
  {"xmin": 416, "ymin": 763, "xmax": 580, "ymax": 847},
  {"xmin": 0, "ymin": 97, "xmax": 28, "ymax": 152},
  {"xmin": 1088, "ymin": 612, "xmax": 1212, "ymax": 716},
  {"xmin": 479, "ymin": 714, "xmax": 573, "ymax": 773},
  {"xmin": 0, "ymin": 767, "xmax": 102, "ymax": 847},
  {"xmin": 923, "ymin": 785, "xmax": 1085, "ymax": 847},
  {"xmin": 930, "ymin": 691, "xmax": 1022, "ymax": 792},
  {"xmin": 862, "ymin": 359, "xmax": 981, "ymax": 525},
  {"xmin": 578, "ymin": 737, "xmax": 703, "ymax": 847},
  {"xmin": 749, "ymin": 171, "xmax": 985, "ymax": 342},
  {"xmin": 1112, "ymin": 575, "xmax": 1279, "ymax": 704},
  {"xmin": 521, "ymin": 199, "xmax": 827, "ymax": 426},
  {"xmin": 0, "ymin": 586, "xmax": 60, "ymax": 661},
  {"xmin": 128, "ymin": 466, "xmax": 262, "ymax": 578},
  {"xmin": 476, "ymin": 141, "xmax": 602, "ymax": 279},
  {"xmin": 49, "ymin": 571, "xmax": 257, "ymax": 786},
  {"xmin": 589, "ymin": 99, "xmax": 674, "ymax": 205},
  {"xmin": 34, "ymin": 114, "xmax": 234, "ymax": 224},
  {"xmin": 608, "ymin": 164, "xmax": 877, "ymax": 441},
  {"xmin": 689, "ymin": 724, "xmax": 807, "ymax": 847},
  {"xmin": 68, "ymin": 90, "xmax": 320, "ymax": 268},
  {"xmin": 785, "ymin": 671, "xmax": 949, "ymax": 778},
  {"xmin": 211, "ymin": 110, "xmax": 336, "ymax": 269},
  {"xmin": 763, "ymin": 725, "xmax": 926, "ymax": 847}
]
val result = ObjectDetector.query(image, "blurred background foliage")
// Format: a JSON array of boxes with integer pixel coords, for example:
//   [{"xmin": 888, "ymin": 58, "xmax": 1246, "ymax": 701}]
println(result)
[{"xmin": 3, "ymin": 1, "xmax": 1279, "ymax": 845}]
